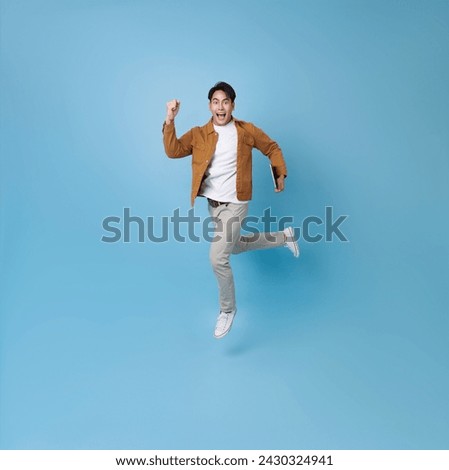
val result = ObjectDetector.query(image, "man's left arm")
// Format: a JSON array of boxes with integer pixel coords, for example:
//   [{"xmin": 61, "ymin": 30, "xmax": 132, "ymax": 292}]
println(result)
[{"xmin": 251, "ymin": 123, "xmax": 287, "ymax": 192}]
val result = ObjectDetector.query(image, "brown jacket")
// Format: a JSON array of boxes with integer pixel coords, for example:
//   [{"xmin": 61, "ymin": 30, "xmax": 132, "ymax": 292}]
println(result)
[{"xmin": 163, "ymin": 118, "xmax": 287, "ymax": 206}]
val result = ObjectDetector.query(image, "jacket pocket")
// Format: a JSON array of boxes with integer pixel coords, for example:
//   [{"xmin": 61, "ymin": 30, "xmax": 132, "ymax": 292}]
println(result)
[
  {"xmin": 192, "ymin": 140, "xmax": 206, "ymax": 150},
  {"xmin": 192, "ymin": 142, "xmax": 209, "ymax": 177},
  {"xmin": 242, "ymin": 134, "xmax": 255, "ymax": 147}
]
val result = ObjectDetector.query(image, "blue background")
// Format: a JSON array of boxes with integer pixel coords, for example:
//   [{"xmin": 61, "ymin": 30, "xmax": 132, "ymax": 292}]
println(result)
[{"xmin": 1, "ymin": 0, "xmax": 448, "ymax": 450}]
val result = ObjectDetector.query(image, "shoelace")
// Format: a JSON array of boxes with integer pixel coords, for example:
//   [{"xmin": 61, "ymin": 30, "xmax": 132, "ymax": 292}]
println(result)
[{"xmin": 216, "ymin": 312, "xmax": 230, "ymax": 330}]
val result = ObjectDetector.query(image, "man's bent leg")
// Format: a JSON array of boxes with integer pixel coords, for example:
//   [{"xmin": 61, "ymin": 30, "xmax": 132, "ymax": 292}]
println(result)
[{"xmin": 232, "ymin": 230, "xmax": 285, "ymax": 255}]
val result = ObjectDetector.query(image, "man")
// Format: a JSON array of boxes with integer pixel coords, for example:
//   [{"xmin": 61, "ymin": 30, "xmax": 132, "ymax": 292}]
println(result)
[{"xmin": 163, "ymin": 82, "xmax": 299, "ymax": 339}]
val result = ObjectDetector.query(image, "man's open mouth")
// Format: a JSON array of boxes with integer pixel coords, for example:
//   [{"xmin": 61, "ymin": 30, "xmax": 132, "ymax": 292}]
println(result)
[{"xmin": 217, "ymin": 113, "xmax": 226, "ymax": 118}]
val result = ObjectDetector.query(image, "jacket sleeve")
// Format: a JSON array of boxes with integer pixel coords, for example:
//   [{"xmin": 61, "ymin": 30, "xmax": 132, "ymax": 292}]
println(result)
[
  {"xmin": 162, "ymin": 121, "xmax": 193, "ymax": 158},
  {"xmin": 250, "ymin": 123, "xmax": 288, "ymax": 178}
]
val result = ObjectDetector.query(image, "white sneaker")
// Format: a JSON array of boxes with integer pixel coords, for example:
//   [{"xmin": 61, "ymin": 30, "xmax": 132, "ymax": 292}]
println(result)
[
  {"xmin": 283, "ymin": 226, "xmax": 300, "ymax": 257},
  {"xmin": 214, "ymin": 309, "xmax": 237, "ymax": 339}
]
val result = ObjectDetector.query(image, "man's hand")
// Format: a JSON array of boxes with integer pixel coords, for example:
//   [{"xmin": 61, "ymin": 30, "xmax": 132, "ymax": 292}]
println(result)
[
  {"xmin": 275, "ymin": 175, "xmax": 285, "ymax": 192},
  {"xmin": 165, "ymin": 99, "xmax": 180, "ymax": 125}
]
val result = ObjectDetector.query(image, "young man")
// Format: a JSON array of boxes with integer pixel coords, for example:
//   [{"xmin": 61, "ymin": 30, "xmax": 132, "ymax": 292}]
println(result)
[{"xmin": 163, "ymin": 82, "xmax": 299, "ymax": 339}]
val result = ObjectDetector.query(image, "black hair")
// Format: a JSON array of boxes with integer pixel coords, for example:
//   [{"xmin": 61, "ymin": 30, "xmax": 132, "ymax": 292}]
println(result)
[{"xmin": 208, "ymin": 82, "xmax": 236, "ymax": 103}]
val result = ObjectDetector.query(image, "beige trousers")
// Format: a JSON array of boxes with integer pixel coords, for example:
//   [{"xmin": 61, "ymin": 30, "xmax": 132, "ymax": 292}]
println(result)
[{"xmin": 208, "ymin": 202, "xmax": 285, "ymax": 312}]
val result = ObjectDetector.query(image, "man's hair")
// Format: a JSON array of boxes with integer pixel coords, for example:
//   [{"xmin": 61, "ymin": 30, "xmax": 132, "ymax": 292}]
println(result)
[{"xmin": 208, "ymin": 82, "xmax": 236, "ymax": 103}]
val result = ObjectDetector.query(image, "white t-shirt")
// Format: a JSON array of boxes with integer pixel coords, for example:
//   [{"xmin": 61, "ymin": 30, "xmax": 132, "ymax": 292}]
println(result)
[{"xmin": 199, "ymin": 120, "xmax": 249, "ymax": 204}]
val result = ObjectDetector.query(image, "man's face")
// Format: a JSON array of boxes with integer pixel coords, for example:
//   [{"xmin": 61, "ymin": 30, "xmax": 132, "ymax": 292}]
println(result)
[{"xmin": 209, "ymin": 90, "xmax": 235, "ymax": 126}]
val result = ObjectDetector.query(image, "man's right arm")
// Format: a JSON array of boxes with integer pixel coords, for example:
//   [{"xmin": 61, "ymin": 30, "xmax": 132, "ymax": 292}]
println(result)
[{"xmin": 162, "ymin": 99, "xmax": 193, "ymax": 158}]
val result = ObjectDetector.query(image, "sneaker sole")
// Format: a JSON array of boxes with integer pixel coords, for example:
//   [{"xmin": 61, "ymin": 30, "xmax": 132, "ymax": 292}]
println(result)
[{"xmin": 285, "ymin": 227, "xmax": 300, "ymax": 257}]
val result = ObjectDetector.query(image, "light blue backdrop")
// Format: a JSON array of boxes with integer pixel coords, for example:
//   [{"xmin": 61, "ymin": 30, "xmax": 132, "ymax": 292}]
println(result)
[{"xmin": 1, "ymin": 0, "xmax": 448, "ymax": 450}]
